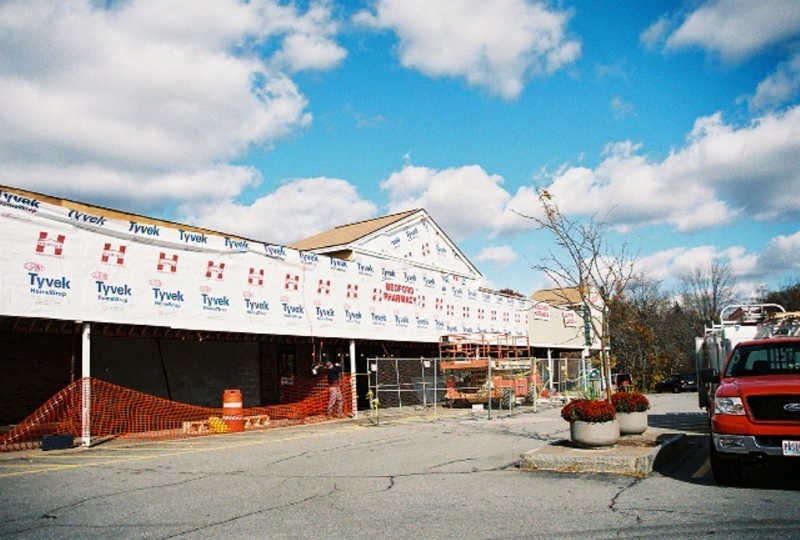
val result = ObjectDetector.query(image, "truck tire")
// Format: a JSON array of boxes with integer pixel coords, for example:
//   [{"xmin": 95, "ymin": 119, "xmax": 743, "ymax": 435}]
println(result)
[{"xmin": 709, "ymin": 437, "xmax": 742, "ymax": 485}]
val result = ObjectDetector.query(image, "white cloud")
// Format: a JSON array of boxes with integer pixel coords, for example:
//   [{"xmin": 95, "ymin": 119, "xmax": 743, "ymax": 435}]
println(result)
[
  {"xmin": 354, "ymin": 0, "xmax": 580, "ymax": 100},
  {"xmin": 639, "ymin": 16, "xmax": 668, "ymax": 50},
  {"xmin": 266, "ymin": 1, "xmax": 347, "ymax": 72},
  {"xmin": 661, "ymin": 0, "xmax": 800, "ymax": 62},
  {"xmin": 380, "ymin": 164, "xmax": 512, "ymax": 240},
  {"xmin": 0, "ymin": 0, "xmax": 344, "ymax": 212},
  {"xmin": 474, "ymin": 245, "xmax": 517, "ymax": 267},
  {"xmin": 747, "ymin": 53, "xmax": 800, "ymax": 111},
  {"xmin": 611, "ymin": 97, "xmax": 636, "ymax": 119},
  {"xmin": 758, "ymin": 231, "xmax": 800, "ymax": 274},
  {"xmin": 180, "ymin": 177, "xmax": 377, "ymax": 244},
  {"xmin": 638, "ymin": 245, "xmax": 743, "ymax": 282},
  {"xmin": 542, "ymin": 106, "xmax": 800, "ymax": 232}
]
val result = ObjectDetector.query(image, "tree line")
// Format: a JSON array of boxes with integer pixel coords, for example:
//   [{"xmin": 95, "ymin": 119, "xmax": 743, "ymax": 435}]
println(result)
[
  {"xmin": 609, "ymin": 264, "xmax": 799, "ymax": 390},
  {"xmin": 521, "ymin": 190, "xmax": 799, "ymax": 391}
]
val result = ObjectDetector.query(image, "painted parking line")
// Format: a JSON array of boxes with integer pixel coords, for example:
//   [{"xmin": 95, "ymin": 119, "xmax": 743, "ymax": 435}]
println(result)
[
  {"xmin": 693, "ymin": 458, "xmax": 711, "ymax": 479},
  {"xmin": 0, "ymin": 422, "xmax": 366, "ymax": 479}
]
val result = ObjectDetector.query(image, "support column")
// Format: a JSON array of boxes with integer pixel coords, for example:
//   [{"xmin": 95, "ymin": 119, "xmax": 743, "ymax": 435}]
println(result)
[
  {"xmin": 582, "ymin": 347, "xmax": 589, "ymax": 392},
  {"xmin": 547, "ymin": 348, "xmax": 553, "ymax": 394},
  {"xmin": 80, "ymin": 322, "xmax": 91, "ymax": 447},
  {"xmin": 349, "ymin": 339, "xmax": 357, "ymax": 418}
]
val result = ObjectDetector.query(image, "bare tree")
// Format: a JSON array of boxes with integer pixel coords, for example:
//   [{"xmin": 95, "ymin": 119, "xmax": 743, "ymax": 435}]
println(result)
[
  {"xmin": 520, "ymin": 190, "xmax": 638, "ymax": 399},
  {"xmin": 679, "ymin": 259, "xmax": 738, "ymax": 332},
  {"xmin": 757, "ymin": 278, "xmax": 800, "ymax": 311}
]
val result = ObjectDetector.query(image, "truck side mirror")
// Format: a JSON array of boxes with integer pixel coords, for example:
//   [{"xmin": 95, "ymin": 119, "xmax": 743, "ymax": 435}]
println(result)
[{"xmin": 700, "ymin": 368, "xmax": 719, "ymax": 383}]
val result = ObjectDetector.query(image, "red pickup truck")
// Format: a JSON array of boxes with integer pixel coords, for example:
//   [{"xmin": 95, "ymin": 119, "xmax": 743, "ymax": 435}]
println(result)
[{"xmin": 702, "ymin": 336, "xmax": 800, "ymax": 485}]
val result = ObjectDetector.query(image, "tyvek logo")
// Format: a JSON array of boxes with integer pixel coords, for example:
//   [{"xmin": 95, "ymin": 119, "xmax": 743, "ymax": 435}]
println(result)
[
  {"xmin": 244, "ymin": 298, "xmax": 269, "ymax": 316},
  {"xmin": 36, "ymin": 232, "xmax": 65, "ymax": 257},
  {"xmin": 315, "ymin": 306, "xmax": 335, "ymax": 321},
  {"xmin": 225, "ymin": 237, "xmax": 249, "ymax": 250},
  {"xmin": 95, "ymin": 280, "xmax": 132, "ymax": 304},
  {"xmin": 202, "ymin": 293, "xmax": 229, "ymax": 312},
  {"xmin": 129, "ymin": 221, "xmax": 160, "ymax": 236},
  {"xmin": 394, "ymin": 314, "xmax": 409, "ymax": 327},
  {"xmin": 28, "ymin": 272, "xmax": 70, "ymax": 297},
  {"xmin": 357, "ymin": 262, "xmax": 373, "ymax": 276},
  {"xmin": 330, "ymin": 258, "xmax": 347, "ymax": 272},
  {"xmin": 179, "ymin": 230, "xmax": 208, "ymax": 245},
  {"xmin": 1, "ymin": 191, "xmax": 40, "ymax": 213},
  {"xmin": 68, "ymin": 210, "xmax": 106, "ymax": 227},
  {"xmin": 282, "ymin": 302, "xmax": 304, "ymax": 319},
  {"xmin": 264, "ymin": 245, "xmax": 286, "ymax": 260},
  {"xmin": 152, "ymin": 287, "xmax": 184, "ymax": 308},
  {"xmin": 344, "ymin": 309, "xmax": 362, "ymax": 323},
  {"xmin": 300, "ymin": 252, "xmax": 318, "ymax": 266}
]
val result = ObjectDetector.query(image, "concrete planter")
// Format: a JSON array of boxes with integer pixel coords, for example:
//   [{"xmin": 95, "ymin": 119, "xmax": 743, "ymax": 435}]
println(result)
[
  {"xmin": 570, "ymin": 419, "xmax": 620, "ymax": 448},
  {"xmin": 617, "ymin": 411, "xmax": 648, "ymax": 435}
]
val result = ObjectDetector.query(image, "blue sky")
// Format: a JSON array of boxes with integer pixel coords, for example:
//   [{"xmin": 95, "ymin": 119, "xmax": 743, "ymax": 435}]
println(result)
[{"xmin": 2, "ymin": 0, "xmax": 799, "ymax": 298}]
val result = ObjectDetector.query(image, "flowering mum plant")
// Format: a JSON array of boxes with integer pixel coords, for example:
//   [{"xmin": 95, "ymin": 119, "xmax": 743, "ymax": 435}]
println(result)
[
  {"xmin": 560, "ymin": 399, "xmax": 616, "ymax": 424},
  {"xmin": 610, "ymin": 391, "xmax": 650, "ymax": 413}
]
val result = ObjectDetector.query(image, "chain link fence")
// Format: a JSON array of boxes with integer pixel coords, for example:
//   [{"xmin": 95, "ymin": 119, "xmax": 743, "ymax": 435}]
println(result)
[{"xmin": 366, "ymin": 355, "xmax": 602, "ymax": 419}]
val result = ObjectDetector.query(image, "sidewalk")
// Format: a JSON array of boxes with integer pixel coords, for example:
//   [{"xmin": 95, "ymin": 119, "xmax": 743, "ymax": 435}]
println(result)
[{"xmin": 360, "ymin": 392, "xmax": 706, "ymax": 477}]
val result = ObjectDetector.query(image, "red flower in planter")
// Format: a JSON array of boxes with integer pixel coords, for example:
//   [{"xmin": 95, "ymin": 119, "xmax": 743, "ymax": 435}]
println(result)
[
  {"xmin": 610, "ymin": 391, "xmax": 650, "ymax": 413},
  {"xmin": 560, "ymin": 399, "xmax": 616, "ymax": 424}
]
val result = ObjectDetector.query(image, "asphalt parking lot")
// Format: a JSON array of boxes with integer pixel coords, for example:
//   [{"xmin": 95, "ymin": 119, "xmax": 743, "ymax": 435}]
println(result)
[{"xmin": 1, "ymin": 393, "xmax": 797, "ymax": 540}]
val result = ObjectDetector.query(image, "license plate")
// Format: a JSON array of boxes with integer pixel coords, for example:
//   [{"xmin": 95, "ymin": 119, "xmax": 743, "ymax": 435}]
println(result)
[{"xmin": 782, "ymin": 440, "xmax": 800, "ymax": 456}]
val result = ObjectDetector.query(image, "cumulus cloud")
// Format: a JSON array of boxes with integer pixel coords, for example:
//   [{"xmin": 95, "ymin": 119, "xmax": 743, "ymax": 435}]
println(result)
[
  {"xmin": 637, "ymin": 245, "xmax": 759, "ymax": 283},
  {"xmin": 474, "ymin": 245, "xmax": 517, "ymax": 267},
  {"xmin": 647, "ymin": 0, "xmax": 800, "ymax": 62},
  {"xmin": 180, "ymin": 177, "xmax": 377, "ymax": 244},
  {"xmin": 354, "ymin": 0, "xmax": 580, "ymax": 100},
  {"xmin": 0, "ymin": 0, "xmax": 344, "ymax": 211},
  {"xmin": 541, "ymin": 106, "xmax": 800, "ymax": 232},
  {"xmin": 758, "ymin": 231, "xmax": 800, "ymax": 274},
  {"xmin": 380, "ymin": 164, "xmax": 512, "ymax": 240},
  {"xmin": 747, "ymin": 53, "xmax": 800, "ymax": 111}
]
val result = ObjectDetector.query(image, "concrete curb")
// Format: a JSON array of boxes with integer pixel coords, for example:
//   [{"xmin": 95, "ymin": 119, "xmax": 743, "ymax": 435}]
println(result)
[{"xmin": 519, "ymin": 429, "xmax": 687, "ymax": 477}]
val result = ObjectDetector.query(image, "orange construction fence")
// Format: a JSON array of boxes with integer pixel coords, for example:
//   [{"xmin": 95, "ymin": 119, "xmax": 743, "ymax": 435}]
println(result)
[{"xmin": 0, "ymin": 374, "xmax": 352, "ymax": 452}]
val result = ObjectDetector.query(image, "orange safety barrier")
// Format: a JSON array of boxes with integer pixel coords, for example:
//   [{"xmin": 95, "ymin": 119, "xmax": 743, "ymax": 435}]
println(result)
[
  {"xmin": 0, "ymin": 374, "xmax": 352, "ymax": 452},
  {"xmin": 222, "ymin": 389, "xmax": 244, "ymax": 432}
]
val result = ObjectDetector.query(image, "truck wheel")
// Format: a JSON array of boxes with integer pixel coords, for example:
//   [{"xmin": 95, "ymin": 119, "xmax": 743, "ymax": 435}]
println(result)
[
  {"xmin": 501, "ymin": 388, "xmax": 513, "ymax": 408},
  {"xmin": 672, "ymin": 385, "xmax": 681, "ymax": 393},
  {"xmin": 709, "ymin": 437, "xmax": 742, "ymax": 485}
]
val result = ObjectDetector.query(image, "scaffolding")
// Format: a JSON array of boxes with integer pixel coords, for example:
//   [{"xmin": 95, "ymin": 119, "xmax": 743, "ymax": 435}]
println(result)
[{"xmin": 438, "ymin": 333, "xmax": 539, "ymax": 409}]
